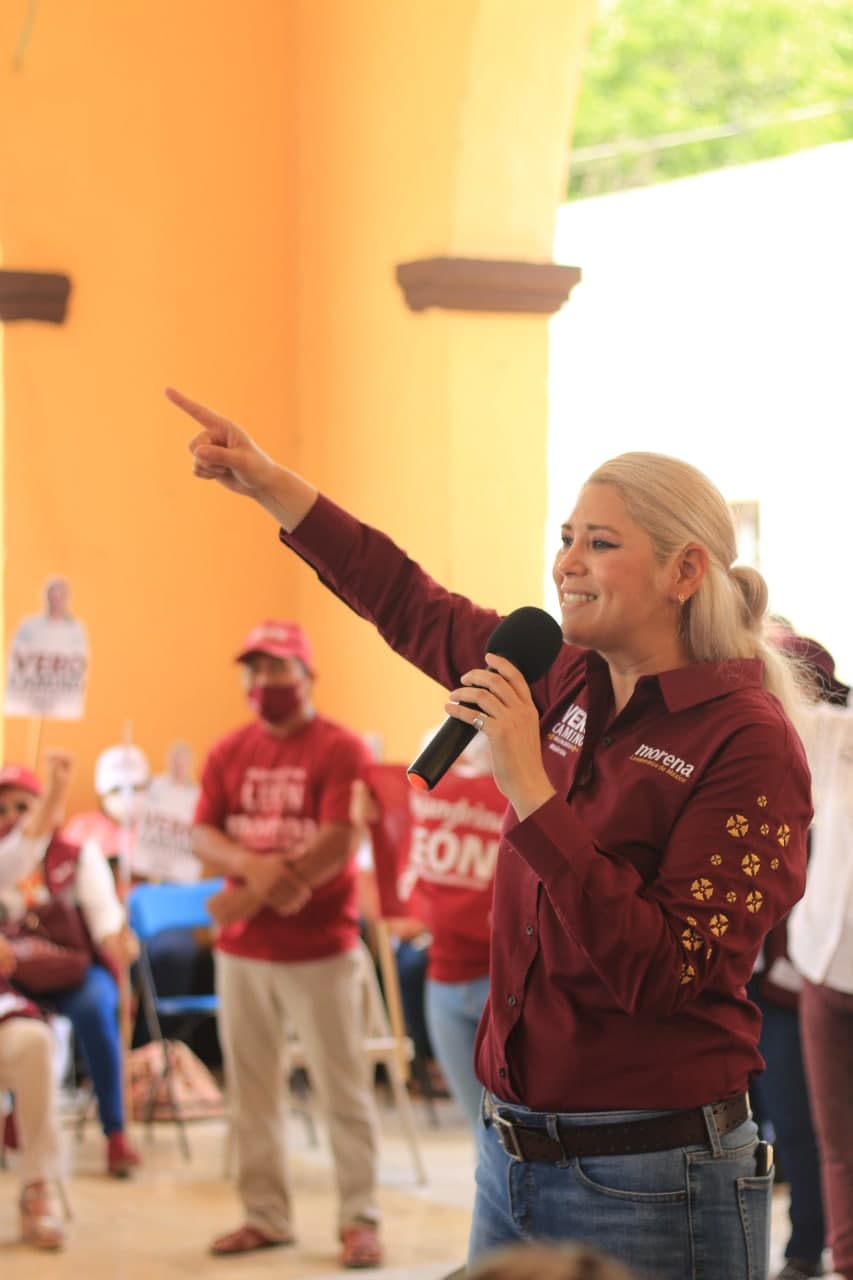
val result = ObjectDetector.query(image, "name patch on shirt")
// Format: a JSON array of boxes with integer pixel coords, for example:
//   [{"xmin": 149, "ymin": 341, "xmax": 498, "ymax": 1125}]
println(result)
[
  {"xmin": 546, "ymin": 703, "xmax": 587, "ymax": 757},
  {"xmin": 630, "ymin": 742, "xmax": 695, "ymax": 781}
]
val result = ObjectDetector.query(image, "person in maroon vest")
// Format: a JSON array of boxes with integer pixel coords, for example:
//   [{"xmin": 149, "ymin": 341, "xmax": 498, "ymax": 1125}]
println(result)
[
  {"xmin": 0, "ymin": 755, "xmax": 140, "ymax": 1177},
  {"xmin": 169, "ymin": 387, "xmax": 813, "ymax": 1280}
]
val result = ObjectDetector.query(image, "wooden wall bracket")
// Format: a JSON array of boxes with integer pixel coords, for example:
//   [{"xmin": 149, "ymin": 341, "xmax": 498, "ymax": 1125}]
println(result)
[
  {"xmin": 0, "ymin": 270, "xmax": 72, "ymax": 323},
  {"xmin": 395, "ymin": 256, "xmax": 581, "ymax": 315}
]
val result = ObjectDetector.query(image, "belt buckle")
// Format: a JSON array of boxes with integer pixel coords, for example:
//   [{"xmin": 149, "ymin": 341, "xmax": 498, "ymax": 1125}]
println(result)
[{"xmin": 491, "ymin": 1109, "xmax": 524, "ymax": 1162}]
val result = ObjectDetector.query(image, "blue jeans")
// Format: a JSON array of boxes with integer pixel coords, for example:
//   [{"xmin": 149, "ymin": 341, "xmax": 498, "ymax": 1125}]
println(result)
[
  {"xmin": 748, "ymin": 979, "xmax": 825, "ymax": 1263},
  {"xmin": 395, "ymin": 940, "xmax": 432, "ymax": 1060},
  {"xmin": 424, "ymin": 974, "xmax": 489, "ymax": 1130},
  {"xmin": 50, "ymin": 964, "xmax": 124, "ymax": 1135},
  {"xmin": 469, "ymin": 1097, "xmax": 772, "ymax": 1280}
]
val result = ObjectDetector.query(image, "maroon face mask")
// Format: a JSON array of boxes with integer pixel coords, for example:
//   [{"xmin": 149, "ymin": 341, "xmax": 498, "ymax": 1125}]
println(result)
[{"xmin": 247, "ymin": 684, "xmax": 304, "ymax": 725}]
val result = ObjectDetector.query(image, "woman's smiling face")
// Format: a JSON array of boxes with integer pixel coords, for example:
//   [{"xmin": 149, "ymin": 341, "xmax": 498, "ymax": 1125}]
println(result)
[{"xmin": 552, "ymin": 482, "xmax": 683, "ymax": 669}]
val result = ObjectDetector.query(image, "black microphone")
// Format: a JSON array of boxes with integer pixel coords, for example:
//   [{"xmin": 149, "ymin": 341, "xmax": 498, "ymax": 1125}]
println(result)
[{"xmin": 406, "ymin": 606, "xmax": 564, "ymax": 792}]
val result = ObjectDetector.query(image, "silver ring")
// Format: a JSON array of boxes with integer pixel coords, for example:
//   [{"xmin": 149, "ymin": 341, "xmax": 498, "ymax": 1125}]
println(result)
[{"xmin": 472, "ymin": 714, "xmax": 486, "ymax": 732}]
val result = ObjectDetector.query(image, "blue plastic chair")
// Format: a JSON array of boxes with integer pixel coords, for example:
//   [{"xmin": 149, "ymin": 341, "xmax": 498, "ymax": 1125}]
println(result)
[{"xmin": 128, "ymin": 878, "xmax": 223, "ymax": 1157}]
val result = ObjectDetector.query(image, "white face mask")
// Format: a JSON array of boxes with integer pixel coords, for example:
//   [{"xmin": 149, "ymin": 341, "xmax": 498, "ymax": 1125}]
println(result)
[{"xmin": 101, "ymin": 790, "xmax": 146, "ymax": 825}]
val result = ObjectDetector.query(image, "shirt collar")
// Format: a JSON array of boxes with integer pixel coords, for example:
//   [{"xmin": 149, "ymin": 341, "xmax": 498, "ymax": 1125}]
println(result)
[{"xmin": 583, "ymin": 650, "xmax": 765, "ymax": 714}]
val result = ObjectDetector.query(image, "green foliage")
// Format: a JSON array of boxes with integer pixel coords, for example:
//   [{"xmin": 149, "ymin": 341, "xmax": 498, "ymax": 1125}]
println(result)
[{"xmin": 569, "ymin": 0, "xmax": 853, "ymax": 197}]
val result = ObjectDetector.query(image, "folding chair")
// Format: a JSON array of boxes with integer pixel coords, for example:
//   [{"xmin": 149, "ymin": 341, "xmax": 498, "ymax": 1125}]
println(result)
[{"xmin": 128, "ymin": 878, "xmax": 223, "ymax": 1158}]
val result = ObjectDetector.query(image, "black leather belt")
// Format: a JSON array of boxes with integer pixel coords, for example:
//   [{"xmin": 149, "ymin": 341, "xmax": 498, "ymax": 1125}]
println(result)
[{"xmin": 484, "ymin": 1093, "xmax": 750, "ymax": 1163}]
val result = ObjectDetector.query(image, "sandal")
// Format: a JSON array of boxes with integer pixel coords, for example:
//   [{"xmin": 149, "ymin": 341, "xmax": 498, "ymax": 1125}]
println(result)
[
  {"xmin": 210, "ymin": 1224, "xmax": 295, "ymax": 1255},
  {"xmin": 20, "ymin": 1180, "xmax": 66, "ymax": 1251},
  {"xmin": 340, "ymin": 1221, "xmax": 383, "ymax": 1269}
]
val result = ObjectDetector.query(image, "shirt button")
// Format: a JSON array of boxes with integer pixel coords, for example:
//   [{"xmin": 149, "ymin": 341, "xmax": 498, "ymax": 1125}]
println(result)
[
  {"xmin": 507, "ymin": 995, "xmax": 518, "ymax": 1007},
  {"xmin": 601, "ymin": 735, "xmax": 612, "ymax": 747},
  {"xmin": 525, "ymin": 925, "xmax": 534, "ymax": 936},
  {"xmin": 499, "ymin": 1068, "xmax": 507, "ymax": 1078}
]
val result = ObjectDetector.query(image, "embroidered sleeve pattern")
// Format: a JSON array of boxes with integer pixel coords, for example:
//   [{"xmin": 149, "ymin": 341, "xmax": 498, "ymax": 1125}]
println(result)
[
  {"xmin": 674, "ymin": 787, "xmax": 798, "ymax": 991},
  {"xmin": 509, "ymin": 722, "xmax": 810, "ymax": 1016}
]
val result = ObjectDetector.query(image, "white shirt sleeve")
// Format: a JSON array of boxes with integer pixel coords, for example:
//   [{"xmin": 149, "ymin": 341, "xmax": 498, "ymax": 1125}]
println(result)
[
  {"xmin": 75, "ymin": 839, "xmax": 125, "ymax": 943},
  {"xmin": 789, "ymin": 703, "xmax": 853, "ymax": 990}
]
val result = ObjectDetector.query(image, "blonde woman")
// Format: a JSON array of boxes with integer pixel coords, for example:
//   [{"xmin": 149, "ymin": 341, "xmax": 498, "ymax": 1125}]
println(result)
[{"xmin": 169, "ymin": 388, "xmax": 811, "ymax": 1280}]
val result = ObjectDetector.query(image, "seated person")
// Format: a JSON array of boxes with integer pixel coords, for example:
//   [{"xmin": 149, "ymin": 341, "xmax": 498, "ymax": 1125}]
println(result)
[
  {"xmin": 62, "ymin": 742, "xmax": 151, "ymax": 868},
  {"xmin": 63, "ymin": 743, "xmax": 218, "ymax": 1063},
  {"xmin": 0, "ymin": 926, "xmax": 66, "ymax": 1249},
  {"xmin": 0, "ymin": 754, "xmax": 139, "ymax": 1177}
]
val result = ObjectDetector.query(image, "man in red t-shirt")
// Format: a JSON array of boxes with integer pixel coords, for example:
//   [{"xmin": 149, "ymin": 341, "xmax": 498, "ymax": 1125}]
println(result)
[{"xmin": 192, "ymin": 620, "xmax": 382, "ymax": 1269}]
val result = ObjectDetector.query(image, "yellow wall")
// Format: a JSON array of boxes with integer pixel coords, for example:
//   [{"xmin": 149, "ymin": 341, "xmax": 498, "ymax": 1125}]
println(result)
[
  {"xmin": 287, "ymin": 0, "xmax": 595, "ymax": 756},
  {"xmin": 1, "ymin": 0, "xmax": 594, "ymax": 813}
]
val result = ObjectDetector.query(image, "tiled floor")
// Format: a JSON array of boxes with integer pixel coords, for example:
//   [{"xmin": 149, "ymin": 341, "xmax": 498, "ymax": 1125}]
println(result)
[{"xmin": 0, "ymin": 1090, "xmax": 838, "ymax": 1278}]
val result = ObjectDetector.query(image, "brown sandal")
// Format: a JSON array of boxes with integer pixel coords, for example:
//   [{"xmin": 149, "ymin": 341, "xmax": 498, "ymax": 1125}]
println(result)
[
  {"xmin": 340, "ymin": 1222, "xmax": 383, "ymax": 1269},
  {"xmin": 210, "ymin": 1224, "xmax": 294, "ymax": 1255}
]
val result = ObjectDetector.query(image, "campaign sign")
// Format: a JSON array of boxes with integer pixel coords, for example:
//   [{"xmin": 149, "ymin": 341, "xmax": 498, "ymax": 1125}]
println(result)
[
  {"xmin": 133, "ymin": 776, "xmax": 201, "ymax": 883},
  {"xmin": 5, "ymin": 579, "xmax": 89, "ymax": 720}
]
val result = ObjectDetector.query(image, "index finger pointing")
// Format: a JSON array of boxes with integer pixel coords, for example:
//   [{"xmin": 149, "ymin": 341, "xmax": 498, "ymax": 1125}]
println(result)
[{"xmin": 165, "ymin": 386, "xmax": 234, "ymax": 437}]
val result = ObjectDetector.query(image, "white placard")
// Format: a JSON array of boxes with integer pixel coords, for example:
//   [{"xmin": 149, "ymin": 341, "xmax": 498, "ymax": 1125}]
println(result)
[
  {"xmin": 132, "ymin": 775, "xmax": 201, "ymax": 884},
  {"xmin": 5, "ymin": 578, "xmax": 89, "ymax": 720}
]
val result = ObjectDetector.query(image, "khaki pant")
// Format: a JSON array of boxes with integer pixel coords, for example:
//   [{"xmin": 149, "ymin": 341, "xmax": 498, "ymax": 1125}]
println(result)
[
  {"xmin": 0, "ymin": 1017, "xmax": 63, "ymax": 1185},
  {"xmin": 216, "ymin": 947, "xmax": 380, "ymax": 1238}
]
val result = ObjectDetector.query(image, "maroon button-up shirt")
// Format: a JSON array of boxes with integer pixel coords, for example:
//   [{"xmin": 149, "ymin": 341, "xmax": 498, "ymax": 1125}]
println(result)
[{"xmin": 283, "ymin": 496, "xmax": 811, "ymax": 1111}]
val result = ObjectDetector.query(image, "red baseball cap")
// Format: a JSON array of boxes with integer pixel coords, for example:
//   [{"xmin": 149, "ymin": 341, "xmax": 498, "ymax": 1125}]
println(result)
[
  {"xmin": 235, "ymin": 620, "xmax": 315, "ymax": 674},
  {"xmin": 0, "ymin": 764, "xmax": 43, "ymax": 796}
]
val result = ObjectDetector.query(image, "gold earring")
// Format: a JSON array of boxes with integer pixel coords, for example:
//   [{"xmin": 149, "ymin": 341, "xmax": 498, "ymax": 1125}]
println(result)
[{"xmin": 678, "ymin": 593, "xmax": 686, "ymax": 605}]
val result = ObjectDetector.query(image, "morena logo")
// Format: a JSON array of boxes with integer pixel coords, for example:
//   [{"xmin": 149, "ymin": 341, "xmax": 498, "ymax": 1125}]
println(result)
[{"xmin": 630, "ymin": 743, "xmax": 695, "ymax": 779}]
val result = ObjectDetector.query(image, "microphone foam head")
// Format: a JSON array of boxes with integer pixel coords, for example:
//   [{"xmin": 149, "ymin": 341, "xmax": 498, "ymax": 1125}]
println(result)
[{"xmin": 486, "ymin": 607, "xmax": 564, "ymax": 685}]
